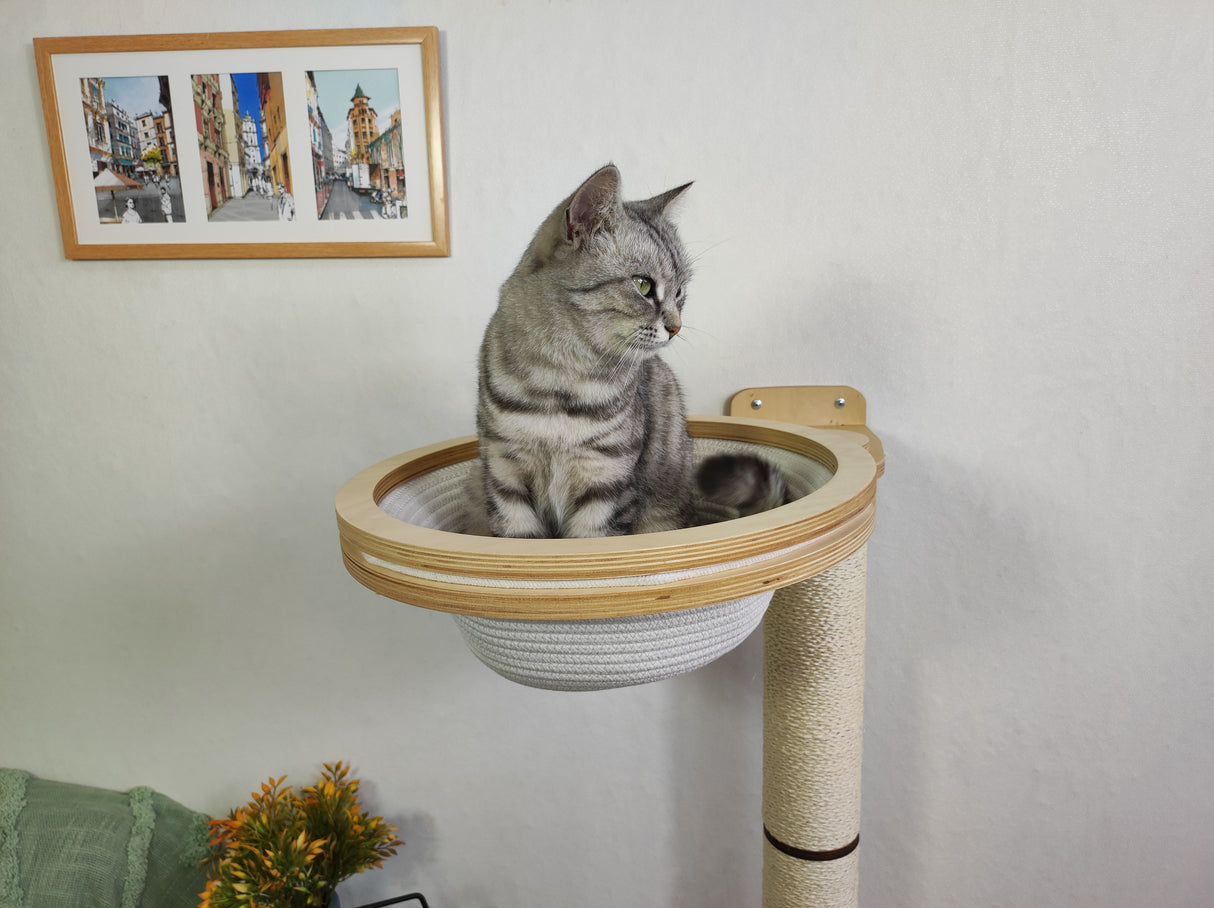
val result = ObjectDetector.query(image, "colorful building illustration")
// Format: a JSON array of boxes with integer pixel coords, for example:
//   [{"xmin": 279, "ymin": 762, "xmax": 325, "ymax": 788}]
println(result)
[
  {"xmin": 193, "ymin": 73, "xmax": 231, "ymax": 215},
  {"xmin": 256, "ymin": 71, "xmax": 291, "ymax": 194},
  {"xmin": 367, "ymin": 109, "xmax": 405, "ymax": 201},
  {"xmin": 105, "ymin": 99, "xmax": 138, "ymax": 176},
  {"xmin": 81, "ymin": 78, "xmax": 113, "ymax": 175},
  {"xmin": 346, "ymin": 83, "xmax": 377, "ymax": 168}
]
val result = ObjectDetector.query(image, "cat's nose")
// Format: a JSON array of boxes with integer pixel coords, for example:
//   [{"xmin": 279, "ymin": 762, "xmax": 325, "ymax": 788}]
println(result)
[{"xmin": 665, "ymin": 317, "xmax": 681, "ymax": 337}]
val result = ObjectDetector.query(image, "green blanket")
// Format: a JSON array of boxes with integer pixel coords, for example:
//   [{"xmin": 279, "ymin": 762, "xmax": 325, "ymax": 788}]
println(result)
[{"xmin": 0, "ymin": 769, "xmax": 210, "ymax": 908}]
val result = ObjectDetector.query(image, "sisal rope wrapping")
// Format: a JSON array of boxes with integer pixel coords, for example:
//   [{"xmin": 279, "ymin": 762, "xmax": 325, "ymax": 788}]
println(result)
[
  {"xmin": 764, "ymin": 846, "xmax": 860, "ymax": 908},
  {"xmin": 763, "ymin": 546, "xmax": 867, "ymax": 908}
]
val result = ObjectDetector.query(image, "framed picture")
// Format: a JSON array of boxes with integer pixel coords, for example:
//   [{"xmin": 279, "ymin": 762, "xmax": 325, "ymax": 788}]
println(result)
[{"xmin": 34, "ymin": 28, "xmax": 449, "ymax": 259}]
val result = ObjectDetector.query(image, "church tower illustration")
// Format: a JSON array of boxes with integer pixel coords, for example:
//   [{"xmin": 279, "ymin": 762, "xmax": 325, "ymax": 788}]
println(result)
[{"xmin": 346, "ymin": 83, "xmax": 377, "ymax": 165}]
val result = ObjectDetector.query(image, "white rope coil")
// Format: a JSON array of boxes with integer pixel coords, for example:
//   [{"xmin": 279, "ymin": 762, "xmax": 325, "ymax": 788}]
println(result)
[
  {"xmin": 374, "ymin": 440, "xmax": 835, "ymax": 690},
  {"xmin": 453, "ymin": 591, "xmax": 772, "ymax": 691}
]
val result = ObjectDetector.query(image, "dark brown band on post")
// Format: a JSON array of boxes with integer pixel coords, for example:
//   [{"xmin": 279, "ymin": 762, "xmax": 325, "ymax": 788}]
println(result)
[{"xmin": 764, "ymin": 826, "xmax": 860, "ymax": 863}]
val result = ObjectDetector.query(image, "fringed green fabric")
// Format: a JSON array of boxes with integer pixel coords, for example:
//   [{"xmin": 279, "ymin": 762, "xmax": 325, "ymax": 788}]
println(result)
[
  {"xmin": 181, "ymin": 811, "xmax": 211, "ymax": 868},
  {"xmin": 121, "ymin": 787, "xmax": 154, "ymax": 908},
  {"xmin": 0, "ymin": 769, "xmax": 29, "ymax": 908},
  {"xmin": 0, "ymin": 770, "xmax": 209, "ymax": 907},
  {"xmin": 143, "ymin": 791, "xmax": 212, "ymax": 905}
]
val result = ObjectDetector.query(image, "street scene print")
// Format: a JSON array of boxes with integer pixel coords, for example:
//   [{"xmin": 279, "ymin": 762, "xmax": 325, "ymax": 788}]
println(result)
[
  {"xmin": 81, "ymin": 75, "xmax": 184, "ymax": 224},
  {"xmin": 308, "ymin": 68, "xmax": 406, "ymax": 221},
  {"xmin": 192, "ymin": 72, "xmax": 295, "ymax": 222}
]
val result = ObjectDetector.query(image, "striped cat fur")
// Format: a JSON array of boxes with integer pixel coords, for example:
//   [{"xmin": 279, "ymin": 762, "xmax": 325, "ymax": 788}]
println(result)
[{"xmin": 465, "ymin": 164, "xmax": 786, "ymax": 539}]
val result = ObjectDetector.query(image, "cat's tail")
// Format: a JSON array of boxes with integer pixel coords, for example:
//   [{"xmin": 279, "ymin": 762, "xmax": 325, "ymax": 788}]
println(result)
[{"xmin": 694, "ymin": 453, "xmax": 790, "ymax": 520}]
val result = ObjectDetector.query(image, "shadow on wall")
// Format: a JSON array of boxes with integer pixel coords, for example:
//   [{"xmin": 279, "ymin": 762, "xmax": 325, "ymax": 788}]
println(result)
[
  {"xmin": 664, "ymin": 632, "xmax": 764, "ymax": 905},
  {"xmin": 858, "ymin": 434, "xmax": 1093, "ymax": 905}
]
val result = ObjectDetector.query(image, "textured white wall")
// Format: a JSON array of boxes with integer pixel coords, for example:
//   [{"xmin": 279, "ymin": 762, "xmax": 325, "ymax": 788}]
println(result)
[{"xmin": 2, "ymin": 2, "xmax": 1212, "ymax": 906}]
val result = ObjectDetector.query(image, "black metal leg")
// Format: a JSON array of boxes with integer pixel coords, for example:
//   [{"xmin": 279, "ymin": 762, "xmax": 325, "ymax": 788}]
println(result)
[{"xmin": 350, "ymin": 894, "xmax": 430, "ymax": 908}]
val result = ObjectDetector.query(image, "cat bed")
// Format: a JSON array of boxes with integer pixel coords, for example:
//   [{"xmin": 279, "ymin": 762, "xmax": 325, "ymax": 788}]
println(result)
[{"xmin": 336, "ymin": 416, "xmax": 877, "ymax": 690}]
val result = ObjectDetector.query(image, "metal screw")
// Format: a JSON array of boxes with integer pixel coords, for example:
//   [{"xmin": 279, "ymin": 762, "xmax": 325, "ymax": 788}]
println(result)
[
  {"xmin": 751, "ymin": 399, "xmax": 763, "ymax": 410},
  {"xmin": 835, "ymin": 397, "xmax": 847, "ymax": 409}
]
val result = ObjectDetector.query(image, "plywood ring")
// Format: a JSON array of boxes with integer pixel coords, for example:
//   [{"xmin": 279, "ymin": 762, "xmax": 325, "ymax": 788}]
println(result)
[{"xmin": 336, "ymin": 416, "xmax": 878, "ymax": 621}]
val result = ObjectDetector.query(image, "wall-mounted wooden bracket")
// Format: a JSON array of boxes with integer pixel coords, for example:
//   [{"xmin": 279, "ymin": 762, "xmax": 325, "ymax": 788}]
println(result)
[{"xmin": 729, "ymin": 386, "xmax": 884, "ymax": 477}]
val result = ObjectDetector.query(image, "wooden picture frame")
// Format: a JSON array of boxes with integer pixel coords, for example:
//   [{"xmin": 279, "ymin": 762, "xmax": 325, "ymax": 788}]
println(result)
[{"xmin": 34, "ymin": 28, "xmax": 449, "ymax": 259}]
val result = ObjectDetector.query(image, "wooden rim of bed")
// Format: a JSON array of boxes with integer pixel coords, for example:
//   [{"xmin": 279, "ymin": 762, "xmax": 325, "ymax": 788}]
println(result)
[{"xmin": 336, "ymin": 415, "xmax": 880, "ymax": 620}]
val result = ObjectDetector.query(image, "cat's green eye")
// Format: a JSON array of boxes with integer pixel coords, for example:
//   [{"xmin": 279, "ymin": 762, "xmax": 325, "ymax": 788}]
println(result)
[{"xmin": 633, "ymin": 276, "xmax": 654, "ymax": 297}]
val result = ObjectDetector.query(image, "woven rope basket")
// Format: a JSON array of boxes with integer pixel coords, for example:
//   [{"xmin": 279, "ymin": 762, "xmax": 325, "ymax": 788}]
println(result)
[
  {"xmin": 337, "ymin": 417, "xmax": 877, "ymax": 691},
  {"xmin": 373, "ymin": 439, "xmax": 831, "ymax": 690}
]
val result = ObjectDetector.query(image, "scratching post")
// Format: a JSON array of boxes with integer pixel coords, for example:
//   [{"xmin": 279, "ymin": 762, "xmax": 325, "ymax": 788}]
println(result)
[
  {"xmin": 336, "ymin": 388, "xmax": 883, "ymax": 906},
  {"xmin": 763, "ymin": 548, "xmax": 867, "ymax": 907}
]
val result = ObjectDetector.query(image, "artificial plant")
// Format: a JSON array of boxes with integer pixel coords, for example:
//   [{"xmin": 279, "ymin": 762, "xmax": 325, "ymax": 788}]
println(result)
[{"xmin": 201, "ymin": 761, "xmax": 403, "ymax": 908}]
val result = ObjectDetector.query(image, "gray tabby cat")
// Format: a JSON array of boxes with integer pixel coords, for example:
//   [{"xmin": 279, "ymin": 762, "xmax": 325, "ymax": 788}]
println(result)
[{"xmin": 467, "ymin": 164, "xmax": 786, "ymax": 539}]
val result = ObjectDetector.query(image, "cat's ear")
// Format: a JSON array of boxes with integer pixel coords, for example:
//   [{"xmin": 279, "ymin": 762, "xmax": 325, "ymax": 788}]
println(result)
[
  {"xmin": 642, "ymin": 181, "xmax": 694, "ymax": 220},
  {"xmin": 566, "ymin": 164, "xmax": 622, "ymax": 246}
]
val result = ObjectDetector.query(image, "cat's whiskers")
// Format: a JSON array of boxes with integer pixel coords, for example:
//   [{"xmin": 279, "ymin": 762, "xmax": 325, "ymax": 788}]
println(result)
[
  {"xmin": 595, "ymin": 334, "xmax": 641, "ymax": 387},
  {"xmin": 683, "ymin": 237, "xmax": 729, "ymax": 267},
  {"xmin": 676, "ymin": 322, "xmax": 709, "ymax": 339}
]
